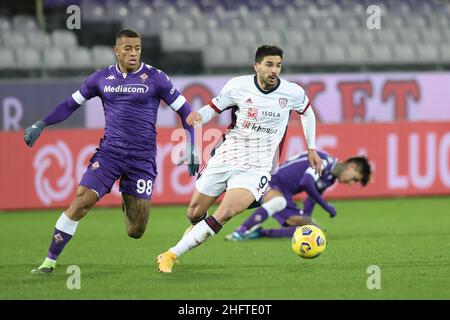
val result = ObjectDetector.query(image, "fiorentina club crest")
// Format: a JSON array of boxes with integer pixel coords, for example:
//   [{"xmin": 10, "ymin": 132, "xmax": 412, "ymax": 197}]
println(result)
[
  {"xmin": 279, "ymin": 98, "xmax": 287, "ymax": 108},
  {"xmin": 54, "ymin": 233, "xmax": 64, "ymax": 245},
  {"xmin": 140, "ymin": 73, "xmax": 148, "ymax": 82},
  {"xmin": 247, "ymin": 107, "xmax": 258, "ymax": 120},
  {"xmin": 91, "ymin": 161, "xmax": 100, "ymax": 170}
]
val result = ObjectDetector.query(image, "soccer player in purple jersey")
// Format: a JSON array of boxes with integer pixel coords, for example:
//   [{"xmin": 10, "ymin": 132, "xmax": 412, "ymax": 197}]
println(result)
[
  {"xmin": 225, "ymin": 151, "xmax": 371, "ymax": 241},
  {"xmin": 24, "ymin": 29, "xmax": 199, "ymax": 274}
]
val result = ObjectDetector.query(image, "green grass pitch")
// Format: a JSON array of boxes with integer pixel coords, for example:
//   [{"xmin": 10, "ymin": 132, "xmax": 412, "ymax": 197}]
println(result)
[{"xmin": 0, "ymin": 197, "xmax": 449, "ymax": 300}]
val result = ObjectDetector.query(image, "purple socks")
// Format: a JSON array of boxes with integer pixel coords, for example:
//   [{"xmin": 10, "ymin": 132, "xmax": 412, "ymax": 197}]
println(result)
[
  {"xmin": 47, "ymin": 229, "xmax": 73, "ymax": 260},
  {"xmin": 260, "ymin": 226, "xmax": 297, "ymax": 238},
  {"xmin": 236, "ymin": 207, "xmax": 269, "ymax": 234}
]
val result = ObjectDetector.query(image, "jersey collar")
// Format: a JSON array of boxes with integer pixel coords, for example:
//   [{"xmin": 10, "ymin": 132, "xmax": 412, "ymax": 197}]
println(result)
[
  {"xmin": 253, "ymin": 75, "xmax": 281, "ymax": 94},
  {"xmin": 115, "ymin": 62, "xmax": 144, "ymax": 78}
]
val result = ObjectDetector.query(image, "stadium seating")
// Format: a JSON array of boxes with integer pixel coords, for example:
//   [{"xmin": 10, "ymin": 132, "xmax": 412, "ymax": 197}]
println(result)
[
  {"xmin": 51, "ymin": 30, "xmax": 78, "ymax": 48},
  {"xmin": 203, "ymin": 46, "xmax": 228, "ymax": 69},
  {"xmin": 0, "ymin": 48, "xmax": 16, "ymax": 68},
  {"xmin": 12, "ymin": 15, "xmax": 38, "ymax": 31},
  {"xmin": 42, "ymin": 47, "xmax": 67, "ymax": 69},
  {"xmin": 91, "ymin": 45, "xmax": 116, "ymax": 69},
  {"xmin": 66, "ymin": 47, "xmax": 92, "ymax": 69},
  {"xmin": 0, "ymin": 16, "xmax": 11, "ymax": 31},
  {"xmin": 26, "ymin": 30, "xmax": 51, "ymax": 49},
  {"xmin": 15, "ymin": 49, "xmax": 41, "ymax": 69},
  {"xmin": 440, "ymin": 44, "xmax": 450, "ymax": 63},
  {"xmin": 2, "ymin": 31, "xmax": 27, "ymax": 48},
  {"xmin": 1, "ymin": 0, "xmax": 449, "ymax": 76}
]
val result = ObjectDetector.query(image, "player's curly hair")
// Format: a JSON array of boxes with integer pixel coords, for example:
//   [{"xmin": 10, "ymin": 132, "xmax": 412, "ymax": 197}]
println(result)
[
  {"xmin": 255, "ymin": 45, "xmax": 283, "ymax": 62},
  {"xmin": 345, "ymin": 156, "xmax": 372, "ymax": 186}
]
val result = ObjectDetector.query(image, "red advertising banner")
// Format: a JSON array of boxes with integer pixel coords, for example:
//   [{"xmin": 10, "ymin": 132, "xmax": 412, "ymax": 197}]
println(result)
[
  {"xmin": 1, "ymin": 122, "xmax": 449, "ymax": 210},
  {"xmin": 84, "ymin": 72, "xmax": 450, "ymax": 128}
]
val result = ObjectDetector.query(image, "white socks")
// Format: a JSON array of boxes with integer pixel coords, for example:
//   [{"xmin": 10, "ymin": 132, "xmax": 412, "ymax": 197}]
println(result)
[
  {"xmin": 262, "ymin": 196, "xmax": 287, "ymax": 217},
  {"xmin": 55, "ymin": 212, "xmax": 79, "ymax": 236},
  {"xmin": 170, "ymin": 217, "xmax": 220, "ymax": 257}
]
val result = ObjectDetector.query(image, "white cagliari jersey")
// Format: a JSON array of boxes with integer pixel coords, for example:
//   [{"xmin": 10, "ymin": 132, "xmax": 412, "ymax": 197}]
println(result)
[{"xmin": 207, "ymin": 75, "xmax": 311, "ymax": 172}]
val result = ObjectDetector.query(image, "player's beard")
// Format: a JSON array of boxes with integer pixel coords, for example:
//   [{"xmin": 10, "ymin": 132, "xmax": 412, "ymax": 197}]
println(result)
[{"xmin": 264, "ymin": 75, "xmax": 278, "ymax": 89}]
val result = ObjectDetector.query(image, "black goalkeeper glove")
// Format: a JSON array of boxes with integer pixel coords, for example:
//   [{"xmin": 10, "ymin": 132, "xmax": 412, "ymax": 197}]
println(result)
[
  {"xmin": 177, "ymin": 143, "xmax": 200, "ymax": 176},
  {"xmin": 24, "ymin": 120, "xmax": 45, "ymax": 147}
]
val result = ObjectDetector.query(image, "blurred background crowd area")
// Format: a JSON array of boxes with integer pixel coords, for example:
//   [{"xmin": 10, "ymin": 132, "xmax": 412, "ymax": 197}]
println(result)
[{"xmin": 0, "ymin": 0, "xmax": 449, "ymax": 78}]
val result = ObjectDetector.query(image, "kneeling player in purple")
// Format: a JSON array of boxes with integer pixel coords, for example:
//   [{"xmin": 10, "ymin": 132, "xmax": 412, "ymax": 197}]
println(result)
[
  {"xmin": 24, "ymin": 29, "xmax": 199, "ymax": 273},
  {"xmin": 225, "ymin": 152, "xmax": 371, "ymax": 241}
]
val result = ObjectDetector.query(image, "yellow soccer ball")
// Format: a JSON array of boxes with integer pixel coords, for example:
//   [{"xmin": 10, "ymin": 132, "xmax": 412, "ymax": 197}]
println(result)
[{"xmin": 292, "ymin": 225, "xmax": 326, "ymax": 259}]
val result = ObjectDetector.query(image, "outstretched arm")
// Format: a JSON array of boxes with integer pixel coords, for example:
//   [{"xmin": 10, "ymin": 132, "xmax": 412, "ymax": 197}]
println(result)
[
  {"xmin": 43, "ymin": 96, "xmax": 81, "ymax": 126},
  {"xmin": 186, "ymin": 104, "xmax": 218, "ymax": 127},
  {"xmin": 300, "ymin": 174, "xmax": 336, "ymax": 217},
  {"xmin": 24, "ymin": 96, "xmax": 81, "ymax": 147},
  {"xmin": 187, "ymin": 77, "xmax": 236, "ymax": 127},
  {"xmin": 24, "ymin": 70, "xmax": 99, "ymax": 147},
  {"xmin": 176, "ymin": 102, "xmax": 195, "ymax": 144},
  {"xmin": 155, "ymin": 69, "xmax": 201, "ymax": 176},
  {"xmin": 303, "ymin": 195, "xmax": 319, "ymax": 215},
  {"xmin": 175, "ymin": 102, "xmax": 199, "ymax": 176},
  {"xmin": 300, "ymin": 107, "xmax": 322, "ymax": 176}
]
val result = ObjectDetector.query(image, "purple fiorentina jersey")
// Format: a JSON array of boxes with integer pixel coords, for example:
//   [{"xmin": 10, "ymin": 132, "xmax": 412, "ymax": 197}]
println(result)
[
  {"xmin": 72, "ymin": 63, "xmax": 185, "ymax": 159},
  {"xmin": 271, "ymin": 151, "xmax": 337, "ymax": 195}
]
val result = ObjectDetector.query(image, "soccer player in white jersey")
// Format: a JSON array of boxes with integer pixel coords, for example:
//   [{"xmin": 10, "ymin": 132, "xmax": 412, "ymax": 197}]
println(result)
[{"xmin": 156, "ymin": 45, "xmax": 322, "ymax": 273}]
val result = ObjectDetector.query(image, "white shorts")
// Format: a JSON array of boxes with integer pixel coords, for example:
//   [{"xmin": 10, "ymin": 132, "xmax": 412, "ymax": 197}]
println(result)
[{"xmin": 195, "ymin": 164, "xmax": 270, "ymax": 201}]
